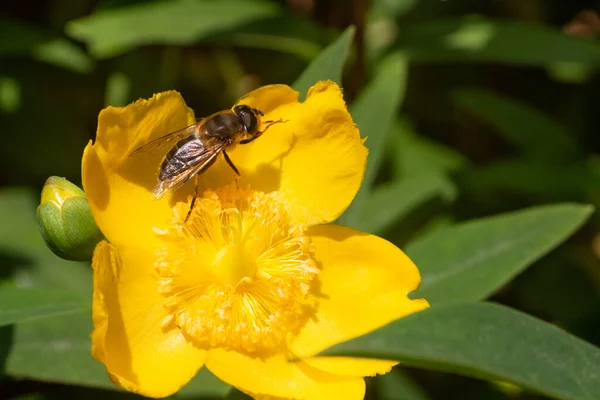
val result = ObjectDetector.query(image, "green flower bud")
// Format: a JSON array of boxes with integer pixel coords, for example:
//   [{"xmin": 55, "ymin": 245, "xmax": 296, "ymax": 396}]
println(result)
[{"xmin": 37, "ymin": 176, "xmax": 104, "ymax": 261}]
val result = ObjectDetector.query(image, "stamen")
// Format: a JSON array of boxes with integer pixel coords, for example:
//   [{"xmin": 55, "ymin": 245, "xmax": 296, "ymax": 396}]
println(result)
[{"xmin": 155, "ymin": 184, "xmax": 319, "ymax": 356}]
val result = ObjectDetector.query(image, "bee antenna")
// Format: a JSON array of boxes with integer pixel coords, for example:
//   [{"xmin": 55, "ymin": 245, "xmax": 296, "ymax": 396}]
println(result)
[{"xmin": 253, "ymin": 108, "xmax": 264, "ymax": 116}]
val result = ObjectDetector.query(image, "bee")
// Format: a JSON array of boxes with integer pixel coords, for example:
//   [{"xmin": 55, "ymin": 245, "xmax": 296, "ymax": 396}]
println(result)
[{"xmin": 130, "ymin": 104, "xmax": 285, "ymax": 219}]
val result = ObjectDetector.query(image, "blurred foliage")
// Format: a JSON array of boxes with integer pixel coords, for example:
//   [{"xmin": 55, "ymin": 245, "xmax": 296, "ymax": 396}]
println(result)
[{"xmin": 2, "ymin": 0, "xmax": 600, "ymax": 399}]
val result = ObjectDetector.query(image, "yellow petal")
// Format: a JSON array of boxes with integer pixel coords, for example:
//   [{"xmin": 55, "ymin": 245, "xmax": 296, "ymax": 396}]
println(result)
[
  {"xmin": 206, "ymin": 349, "xmax": 365, "ymax": 400},
  {"xmin": 92, "ymin": 241, "xmax": 206, "ymax": 398},
  {"xmin": 226, "ymin": 81, "xmax": 368, "ymax": 226},
  {"xmin": 289, "ymin": 224, "xmax": 429, "ymax": 362},
  {"xmin": 82, "ymin": 91, "xmax": 196, "ymax": 248}
]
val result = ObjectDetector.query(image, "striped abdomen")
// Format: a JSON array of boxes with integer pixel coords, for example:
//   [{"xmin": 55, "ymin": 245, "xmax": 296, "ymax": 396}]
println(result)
[{"xmin": 158, "ymin": 134, "xmax": 206, "ymax": 181}]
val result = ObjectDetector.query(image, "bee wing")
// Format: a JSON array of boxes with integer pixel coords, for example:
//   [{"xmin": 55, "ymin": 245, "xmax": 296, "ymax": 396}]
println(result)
[
  {"xmin": 130, "ymin": 124, "xmax": 200, "ymax": 157},
  {"xmin": 152, "ymin": 140, "xmax": 227, "ymax": 199}
]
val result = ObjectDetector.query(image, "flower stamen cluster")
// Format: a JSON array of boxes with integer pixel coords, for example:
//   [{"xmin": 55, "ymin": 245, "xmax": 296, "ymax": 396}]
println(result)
[{"xmin": 156, "ymin": 185, "xmax": 319, "ymax": 356}]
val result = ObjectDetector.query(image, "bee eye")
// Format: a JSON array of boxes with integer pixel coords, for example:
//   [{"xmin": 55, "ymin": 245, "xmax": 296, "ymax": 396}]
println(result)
[{"xmin": 234, "ymin": 105, "xmax": 259, "ymax": 134}]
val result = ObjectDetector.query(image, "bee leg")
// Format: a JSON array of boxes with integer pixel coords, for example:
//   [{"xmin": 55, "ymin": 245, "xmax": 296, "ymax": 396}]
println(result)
[
  {"xmin": 239, "ymin": 120, "xmax": 289, "ymax": 145},
  {"xmin": 239, "ymin": 137, "xmax": 257, "ymax": 145},
  {"xmin": 263, "ymin": 118, "xmax": 287, "ymax": 125},
  {"xmin": 222, "ymin": 150, "xmax": 241, "ymax": 176},
  {"xmin": 257, "ymin": 118, "xmax": 288, "ymax": 135},
  {"xmin": 184, "ymin": 175, "xmax": 199, "ymax": 223}
]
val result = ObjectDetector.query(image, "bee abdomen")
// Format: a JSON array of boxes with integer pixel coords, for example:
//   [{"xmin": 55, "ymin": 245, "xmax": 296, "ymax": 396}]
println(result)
[{"xmin": 159, "ymin": 136, "xmax": 204, "ymax": 180}]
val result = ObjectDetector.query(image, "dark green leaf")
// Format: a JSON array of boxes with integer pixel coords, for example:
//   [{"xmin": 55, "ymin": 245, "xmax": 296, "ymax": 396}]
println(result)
[
  {"xmin": 0, "ymin": 17, "xmax": 93, "ymax": 73},
  {"xmin": 351, "ymin": 52, "xmax": 408, "ymax": 194},
  {"xmin": 452, "ymin": 88, "xmax": 578, "ymax": 160},
  {"xmin": 464, "ymin": 159, "xmax": 592, "ymax": 201},
  {"xmin": 0, "ymin": 76, "xmax": 21, "ymax": 113},
  {"xmin": 5, "ymin": 311, "xmax": 112, "ymax": 388},
  {"xmin": 5, "ymin": 312, "xmax": 230, "ymax": 395},
  {"xmin": 396, "ymin": 16, "xmax": 600, "ymax": 66},
  {"xmin": 353, "ymin": 173, "xmax": 455, "ymax": 234},
  {"xmin": 0, "ymin": 287, "xmax": 89, "ymax": 326},
  {"xmin": 0, "ymin": 17, "xmax": 48, "ymax": 54},
  {"xmin": 66, "ymin": 0, "xmax": 281, "ymax": 58},
  {"xmin": 104, "ymin": 71, "xmax": 131, "ymax": 107},
  {"xmin": 370, "ymin": 0, "xmax": 420, "ymax": 19},
  {"xmin": 176, "ymin": 368, "xmax": 231, "ymax": 398},
  {"xmin": 375, "ymin": 369, "xmax": 431, "ymax": 400},
  {"xmin": 32, "ymin": 39, "xmax": 95, "ymax": 74},
  {"xmin": 340, "ymin": 52, "xmax": 408, "ymax": 227},
  {"xmin": 391, "ymin": 119, "xmax": 468, "ymax": 177},
  {"xmin": 0, "ymin": 189, "xmax": 92, "ymax": 296},
  {"xmin": 203, "ymin": 14, "xmax": 324, "ymax": 61},
  {"xmin": 548, "ymin": 61, "xmax": 594, "ymax": 84},
  {"xmin": 406, "ymin": 203, "xmax": 593, "ymax": 304},
  {"xmin": 222, "ymin": 388, "xmax": 253, "ymax": 399},
  {"xmin": 321, "ymin": 302, "xmax": 600, "ymax": 400},
  {"xmin": 292, "ymin": 26, "xmax": 355, "ymax": 100}
]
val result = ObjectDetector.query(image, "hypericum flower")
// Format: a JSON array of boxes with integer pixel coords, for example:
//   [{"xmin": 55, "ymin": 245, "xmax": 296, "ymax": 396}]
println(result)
[{"xmin": 82, "ymin": 81, "xmax": 429, "ymax": 399}]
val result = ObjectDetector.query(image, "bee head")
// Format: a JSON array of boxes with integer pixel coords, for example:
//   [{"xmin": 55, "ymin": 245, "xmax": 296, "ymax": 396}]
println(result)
[{"xmin": 233, "ymin": 105, "xmax": 263, "ymax": 137}]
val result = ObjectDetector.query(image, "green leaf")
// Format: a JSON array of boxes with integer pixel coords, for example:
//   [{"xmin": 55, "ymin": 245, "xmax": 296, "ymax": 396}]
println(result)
[
  {"xmin": 340, "ymin": 52, "xmax": 408, "ymax": 227},
  {"xmin": 0, "ymin": 287, "xmax": 89, "ymax": 327},
  {"xmin": 0, "ymin": 188, "xmax": 92, "ymax": 296},
  {"xmin": 464, "ymin": 159, "xmax": 592, "ymax": 201},
  {"xmin": 32, "ymin": 39, "xmax": 95, "ymax": 74},
  {"xmin": 351, "ymin": 52, "xmax": 408, "ymax": 195},
  {"xmin": 104, "ymin": 71, "xmax": 131, "ymax": 107},
  {"xmin": 353, "ymin": 173, "xmax": 455, "ymax": 234},
  {"xmin": 5, "ymin": 311, "xmax": 112, "ymax": 388},
  {"xmin": 0, "ymin": 17, "xmax": 48, "ymax": 54},
  {"xmin": 320, "ymin": 302, "xmax": 600, "ymax": 400},
  {"xmin": 0, "ymin": 76, "xmax": 21, "ymax": 113},
  {"xmin": 0, "ymin": 17, "xmax": 93, "ymax": 73},
  {"xmin": 176, "ymin": 368, "xmax": 232, "ymax": 398},
  {"xmin": 396, "ymin": 16, "xmax": 600, "ymax": 66},
  {"xmin": 391, "ymin": 118, "xmax": 468, "ymax": 177},
  {"xmin": 292, "ymin": 26, "xmax": 355, "ymax": 100},
  {"xmin": 548, "ymin": 61, "xmax": 594, "ymax": 84},
  {"xmin": 371, "ymin": 0, "xmax": 418, "ymax": 19},
  {"xmin": 66, "ymin": 0, "xmax": 281, "ymax": 58},
  {"xmin": 375, "ymin": 369, "xmax": 431, "ymax": 400},
  {"xmin": 452, "ymin": 88, "xmax": 578, "ymax": 160},
  {"xmin": 10, "ymin": 395, "xmax": 46, "ymax": 400},
  {"xmin": 406, "ymin": 203, "xmax": 593, "ymax": 304},
  {"xmin": 5, "ymin": 312, "xmax": 230, "ymax": 396},
  {"xmin": 203, "ymin": 14, "xmax": 324, "ymax": 61},
  {"xmin": 222, "ymin": 388, "xmax": 253, "ymax": 399}
]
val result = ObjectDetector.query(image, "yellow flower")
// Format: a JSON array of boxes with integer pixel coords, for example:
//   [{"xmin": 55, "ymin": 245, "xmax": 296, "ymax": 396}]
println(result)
[{"xmin": 82, "ymin": 81, "xmax": 429, "ymax": 399}]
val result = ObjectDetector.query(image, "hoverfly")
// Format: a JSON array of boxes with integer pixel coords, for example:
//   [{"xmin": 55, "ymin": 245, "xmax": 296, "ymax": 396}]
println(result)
[{"xmin": 130, "ymin": 104, "xmax": 286, "ymax": 220}]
